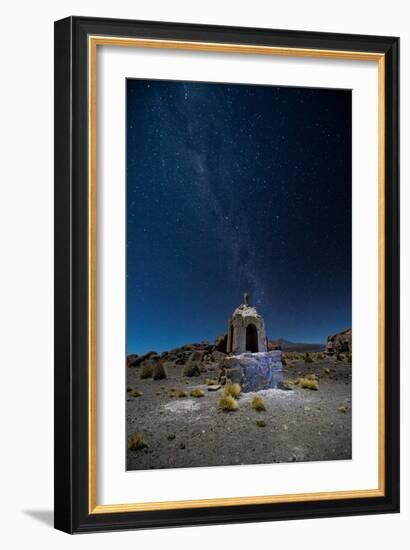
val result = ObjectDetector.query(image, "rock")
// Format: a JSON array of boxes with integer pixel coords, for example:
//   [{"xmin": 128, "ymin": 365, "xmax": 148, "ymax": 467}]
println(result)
[
  {"xmin": 326, "ymin": 328, "xmax": 352, "ymax": 355},
  {"xmin": 223, "ymin": 351, "xmax": 283, "ymax": 392},
  {"xmin": 267, "ymin": 340, "xmax": 282, "ymax": 351},
  {"xmin": 187, "ymin": 350, "xmax": 206, "ymax": 364},
  {"xmin": 139, "ymin": 357, "xmax": 158, "ymax": 371},
  {"xmin": 207, "ymin": 385, "xmax": 221, "ymax": 391},
  {"xmin": 278, "ymin": 381, "xmax": 293, "ymax": 391},
  {"xmin": 212, "ymin": 350, "xmax": 227, "ymax": 363},
  {"xmin": 181, "ymin": 344, "xmax": 198, "ymax": 352},
  {"xmin": 182, "ymin": 362, "xmax": 201, "ymax": 377},
  {"xmin": 133, "ymin": 351, "xmax": 158, "ymax": 366},
  {"xmin": 214, "ymin": 334, "xmax": 227, "ymax": 353},
  {"xmin": 127, "ymin": 354, "xmax": 139, "ymax": 367}
]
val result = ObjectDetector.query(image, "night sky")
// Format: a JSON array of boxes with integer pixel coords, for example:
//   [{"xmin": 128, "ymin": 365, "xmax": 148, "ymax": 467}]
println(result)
[{"xmin": 126, "ymin": 79, "xmax": 351, "ymax": 354}]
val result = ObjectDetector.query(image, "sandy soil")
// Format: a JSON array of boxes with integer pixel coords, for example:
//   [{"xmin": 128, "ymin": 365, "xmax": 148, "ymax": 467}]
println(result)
[{"xmin": 126, "ymin": 358, "xmax": 351, "ymax": 470}]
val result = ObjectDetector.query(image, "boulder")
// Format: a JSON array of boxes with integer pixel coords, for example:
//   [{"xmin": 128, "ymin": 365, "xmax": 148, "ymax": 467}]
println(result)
[
  {"xmin": 126, "ymin": 351, "xmax": 157, "ymax": 367},
  {"xmin": 222, "ymin": 351, "xmax": 283, "ymax": 392},
  {"xmin": 212, "ymin": 350, "xmax": 227, "ymax": 364},
  {"xmin": 214, "ymin": 333, "xmax": 227, "ymax": 353},
  {"xmin": 187, "ymin": 350, "xmax": 206, "ymax": 364},
  {"xmin": 127, "ymin": 354, "xmax": 139, "ymax": 367},
  {"xmin": 326, "ymin": 328, "xmax": 352, "ymax": 354}
]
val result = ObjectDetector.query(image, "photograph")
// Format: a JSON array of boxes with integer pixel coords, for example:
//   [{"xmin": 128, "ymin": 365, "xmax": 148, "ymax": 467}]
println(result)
[
  {"xmin": 125, "ymin": 79, "xmax": 353, "ymax": 470},
  {"xmin": 51, "ymin": 12, "xmax": 399, "ymax": 534}
]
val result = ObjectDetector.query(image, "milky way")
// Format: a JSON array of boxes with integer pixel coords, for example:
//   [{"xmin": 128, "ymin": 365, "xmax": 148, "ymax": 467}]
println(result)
[{"xmin": 126, "ymin": 79, "xmax": 352, "ymax": 353}]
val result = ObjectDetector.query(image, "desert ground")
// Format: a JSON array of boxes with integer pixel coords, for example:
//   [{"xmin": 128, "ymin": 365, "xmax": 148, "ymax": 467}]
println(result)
[{"xmin": 126, "ymin": 352, "xmax": 352, "ymax": 470}]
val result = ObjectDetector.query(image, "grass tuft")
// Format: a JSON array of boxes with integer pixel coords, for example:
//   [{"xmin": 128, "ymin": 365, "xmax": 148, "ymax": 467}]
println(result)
[
  {"xmin": 127, "ymin": 432, "xmax": 146, "ymax": 451},
  {"xmin": 190, "ymin": 389, "xmax": 205, "ymax": 398},
  {"xmin": 251, "ymin": 395, "xmax": 266, "ymax": 411},
  {"xmin": 152, "ymin": 362, "xmax": 167, "ymax": 380},
  {"xmin": 299, "ymin": 376, "xmax": 319, "ymax": 390},
  {"xmin": 218, "ymin": 394, "xmax": 239, "ymax": 411},
  {"xmin": 224, "ymin": 383, "xmax": 241, "ymax": 398},
  {"xmin": 256, "ymin": 419, "xmax": 266, "ymax": 427},
  {"xmin": 140, "ymin": 363, "xmax": 153, "ymax": 379},
  {"xmin": 183, "ymin": 362, "xmax": 201, "ymax": 377}
]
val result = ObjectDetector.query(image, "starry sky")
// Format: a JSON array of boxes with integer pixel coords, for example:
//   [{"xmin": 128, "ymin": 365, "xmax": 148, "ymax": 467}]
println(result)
[{"xmin": 126, "ymin": 79, "xmax": 352, "ymax": 354}]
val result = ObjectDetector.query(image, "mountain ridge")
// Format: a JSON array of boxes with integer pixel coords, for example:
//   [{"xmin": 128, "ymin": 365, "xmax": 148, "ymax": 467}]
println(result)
[{"xmin": 268, "ymin": 337, "xmax": 325, "ymax": 352}]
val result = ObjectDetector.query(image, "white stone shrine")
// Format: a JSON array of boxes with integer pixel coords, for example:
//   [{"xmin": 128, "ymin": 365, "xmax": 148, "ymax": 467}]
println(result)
[{"xmin": 226, "ymin": 293, "xmax": 267, "ymax": 355}]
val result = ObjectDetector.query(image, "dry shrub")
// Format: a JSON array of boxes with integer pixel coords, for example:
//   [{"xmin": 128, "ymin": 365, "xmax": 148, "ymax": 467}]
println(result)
[
  {"xmin": 324, "ymin": 367, "xmax": 331, "ymax": 374},
  {"xmin": 183, "ymin": 363, "xmax": 201, "ymax": 377},
  {"xmin": 190, "ymin": 389, "xmax": 205, "ymax": 398},
  {"xmin": 178, "ymin": 390, "xmax": 187, "ymax": 398},
  {"xmin": 299, "ymin": 376, "xmax": 319, "ymax": 390},
  {"xmin": 140, "ymin": 363, "xmax": 153, "ymax": 379},
  {"xmin": 304, "ymin": 353, "xmax": 313, "ymax": 363},
  {"xmin": 126, "ymin": 385, "xmax": 133, "ymax": 392},
  {"xmin": 127, "ymin": 432, "xmax": 146, "ymax": 451},
  {"xmin": 251, "ymin": 395, "xmax": 266, "ymax": 411},
  {"xmin": 218, "ymin": 394, "xmax": 239, "ymax": 411},
  {"xmin": 152, "ymin": 362, "xmax": 167, "ymax": 380},
  {"xmin": 281, "ymin": 357, "xmax": 287, "ymax": 366},
  {"xmin": 224, "ymin": 383, "xmax": 241, "ymax": 398},
  {"xmin": 204, "ymin": 378, "xmax": 218, "ymax": 385},
  {"xmin": 130, "ymin": 390, "xmax": 143, "ymax": 397},
  {"xmin": 336, "ymin": 353, "xmax": 344, "ymax": 361},
  {"xmin": 256, "ymin": 419, "xmax": 266, "ymax": 427}
]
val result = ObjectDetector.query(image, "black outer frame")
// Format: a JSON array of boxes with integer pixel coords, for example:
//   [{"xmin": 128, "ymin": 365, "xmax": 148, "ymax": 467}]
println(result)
[{"xmin": 54, "ymin": 16, "xmax": 400, "ymax": 534}]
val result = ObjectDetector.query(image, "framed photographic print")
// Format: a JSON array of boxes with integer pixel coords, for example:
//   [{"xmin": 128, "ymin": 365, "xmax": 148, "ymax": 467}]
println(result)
[{"xmin": 54, "ymin": 16, "xmax": 399, "ymax": 533}]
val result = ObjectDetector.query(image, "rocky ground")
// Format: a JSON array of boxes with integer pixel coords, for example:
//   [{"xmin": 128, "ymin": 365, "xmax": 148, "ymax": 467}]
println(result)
[{"xmin": 126, "ymin": 347, "xmax": 352, "ymax": 470}]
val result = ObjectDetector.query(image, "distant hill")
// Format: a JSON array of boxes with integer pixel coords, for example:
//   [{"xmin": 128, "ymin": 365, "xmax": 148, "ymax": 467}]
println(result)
[{"xmin": 268, "ymin": 338, "xmax": 325, "ymax": 352}]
